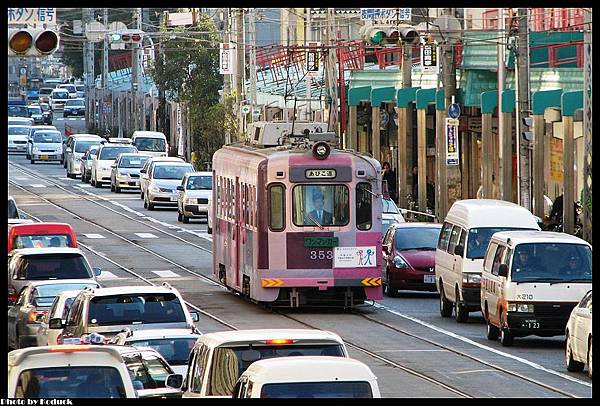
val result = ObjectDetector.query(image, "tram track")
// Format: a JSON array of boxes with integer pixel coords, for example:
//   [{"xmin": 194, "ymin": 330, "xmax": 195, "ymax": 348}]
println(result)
[{"xmin": 9, "ymin": 161, "xmax": 586, "ymax": 398}]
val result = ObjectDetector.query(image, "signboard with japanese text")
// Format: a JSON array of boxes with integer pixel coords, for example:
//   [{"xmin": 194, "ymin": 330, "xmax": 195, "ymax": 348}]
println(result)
[
  {"xmin": 8, "ymin": 8, "xmax": 56, "ymax": 25},
  {"xmin": 550, "ymin": 137, "xmax": 563, "ymax": 182},
  {"xmin": 421, "ymin": 43, "xmax": 438, "ymax": 73},
  {"xmin": 177, "ymin": 106, "xmax": 184, "ymax": 157},
  {"xmin": 360, "ymin": 8, "xmax": 411, "ymax": 22},
  {"xmin": 219, "ymin": 43, "xmax": 234, "ymax": 75},
  {"xmin": 334, "ymin": 246, "xmax": 378, "ymax": 268},
  {"xmin": 446, "ymin": 118, "xmax": 460, "ymax": 165}
]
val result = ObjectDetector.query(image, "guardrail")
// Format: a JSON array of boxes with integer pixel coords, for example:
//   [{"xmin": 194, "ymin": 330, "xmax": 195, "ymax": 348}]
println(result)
[{"xmin": 400, "ymin": 208, "xmax": 438, "ymax": 223}]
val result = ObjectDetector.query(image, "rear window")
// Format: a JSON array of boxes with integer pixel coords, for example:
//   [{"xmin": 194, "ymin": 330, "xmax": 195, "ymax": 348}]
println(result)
[
  {"xmin": 134, "ymin": 137, "xmax": 166, "ymax": 152},
  {"xmin": 128, "ymin": 338, "xmax": 197, "ymax": 366},
  {"xmin": 28, "ymin": 106, "xmax": 42, "ymax": 114},
  {"xmin": 33, "ymin": 283, "xmax": 98, "ymax": 307},
  {"xmin": 261, "ymin": 381, "xmax": 372, "ymax": 398},
  {"xmin": 153, "ymin": 165, "xmax": 193, "ymax": 180},
  {"xmin": 39, "ymin": 88, "xmax": 53, "ymax": 95},
  {"xmin": 13, "ymin": 234, "xmax": 72, "ymax": 249},
  {"xmin": 33, "ymin": 132, "xmax": 61, "ymax": 143},
  {"xmin": 119, "ymin": 155, "xmax": 149, "ymax": 168},
  {"xmin": 74, "ymin": 140, "xmax": 101, "ymax": 153},
  {"xmin": 99, "ymin": 146, "xmax": 137, "ymax": 160},
  {"xmin": 9, "ymin": 127, "xmax": 30, "ymax": 135},
  {"xmin": 88, "ymin": 293, "xmax": 186, "ymax": 326},
  {"xmin": 8, "ymin": 105, "xmax": 29, "ymax": 117},
  {"xmin": 52, "ymin": 91, "xmax": 69, "ymax": 100},
  {"xmin": 15, "ymin": 367, "xmax": 126, "ymax": 398},
  {"xmin": 208, "ymin": 344, "xmax": 345, "ymax": 396},
  {"xmin": 122, "ymin": 351, "xmax": 172, "ymax": 390},
  {"xmin": 65, "ymin": 99, "xmax": 84, "ymax": 107},
  {"xmin": 18, "ymin": 254, "xmax": 92, "ymax": 280}
]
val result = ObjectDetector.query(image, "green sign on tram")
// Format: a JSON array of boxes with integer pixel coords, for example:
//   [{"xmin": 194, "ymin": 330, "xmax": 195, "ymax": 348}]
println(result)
[{"xmin": 304, "ymin": 237, "xmax": 339, "ymax": 248}]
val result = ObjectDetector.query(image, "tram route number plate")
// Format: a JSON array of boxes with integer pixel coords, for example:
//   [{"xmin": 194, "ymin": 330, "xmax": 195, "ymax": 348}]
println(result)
[
  {"xmin": 305, "ymin": 169, "xmax": 336, "ymax": 179},
  {"xmin": 304, "ymin": 237, "xmax": 339, "ymax": 248}
]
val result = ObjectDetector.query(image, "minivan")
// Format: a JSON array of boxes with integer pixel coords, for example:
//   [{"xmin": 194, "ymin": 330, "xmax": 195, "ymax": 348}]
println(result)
[
  {"xmin": 435, "ymin": 199, "xmax": 541, "ymax": 323},
  {"xmin": 58, "ymin": 84, "xmax": 78, "ymax": 99},
  {"xmin": 50, "ymin": 89, "xmax": 70, "ymax": 110},
  {"xmin": 131, "ymin": 131, "xmax": 168, "ymax": 157}
]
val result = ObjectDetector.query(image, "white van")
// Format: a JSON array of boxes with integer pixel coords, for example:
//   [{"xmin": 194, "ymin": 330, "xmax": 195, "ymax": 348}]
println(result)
[
  {"xmin": 59, "ymin": 83, "xmax": 78, "ymax": 99},
  {"xmin": 131, "ymin": 131, "xmax": 168, "ymax": 157},
  {"xmin": 435, "ymin": 199, "xmax": 540, "ymax": 323},
  {"xmin": 231, "ymin": 356, "xmax": 380, "ymax": 398},
  {"xmin": 481, "ymin": 231, "xmax": 592, "ymax": 346},
  {"xmin": 50, "ymin": 88, "xmax": 70, "ymax": 111},
  {"xmin": 179, "ymin": 329, "xmax": 348, "ymax": 398}
]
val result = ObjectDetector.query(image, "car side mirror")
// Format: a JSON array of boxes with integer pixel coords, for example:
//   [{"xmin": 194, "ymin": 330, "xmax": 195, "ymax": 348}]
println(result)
[
  {"xmin": 140, "ymin": 169, "xmax": 147, "ymax": 174},
  {"xmin": 498, "ymin": 264, "xmax": 509, "ymax": 278},
  {"xmin": 165, "ymin": 374, "xmax": 183, "ymax": 390},
  {"xmin": 93, "ymin": 267, "xmax": 102, "ymax": 276},
  {"xmin": 49, "ymin": 318, "xmax": 64, "ymax": 329},
  {"xmin": 176, "ymin": 185, "xmax": 184, "ymax": 191},
  {"xmin": 190, "ymin": 311, "xmax": 199, "ymax": 322},
  {"xmin": 454, "ymin": 245, "xmax": 464, "ymax": 257}
]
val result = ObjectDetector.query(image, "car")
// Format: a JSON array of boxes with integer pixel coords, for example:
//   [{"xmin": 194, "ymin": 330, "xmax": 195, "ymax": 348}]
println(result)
[
  {"xmin": 80, "ymin": 146, "xmax": 100, "ymax": 183},
  {"xmin": 75, "ymin": 84, "xmax": 85, "ymax": 98},
  {"xmin": 49, "ymin": 88, "xmax": 70, "ymax": 111},
  {"xmin": 39, "ymin": 102, "xmax": 53, "ymax": 124},
  {"xmin": 8, "ymin": 117, "xmax": 34, "ymax": 126},
  {"xmin": 565, "ymin": 290, "xmax": 592, "ymax": 378},
  {"xmin": 181, "ymin": 329, "xmax": 348, "ymax": 398},
  {"xmin": 38, "ymin": 87, "xmax": 54, "ymax": 104},
  {"xmin": 64, "ymin": 134, "xmax": 103, "ymax": 178},
  {"xmin": 8, "ymin": 280, "xmax": 101, "ymax": 349},
  {"xmin": 25, "ymin": 125, "xmax": 58, "ymax": 159},
  {"xmin": 27, "ymin": 105, "xmax": 45, "ymax": 125},
  {"xmin": 29, "ymin": 129, "xmax": 63, "ymax": 164},
  {"xmin": 7, "ymin": 248, "xmax": 102, "ymax": 306},
  {"xmin": 176, "ymin": 172, "xmax": 212, "ymax": 223},
  {"xmin": 52, "ymin": 283, "xmax": 200, "ymax": 342},
  {"xmin": 230, "ymin": 357, "xmax": 381, "ymax": 398},
  {"xmin": 143, "ymin": 161, "xmax": 194, "ymax": 210},
  {"xmin": 110, "ymin": 153, "xmax": 151, "ymax": 192},
  {"xmin": 58, "ymin": 83, "xmax": 78, "ymax": 99},
  {"xmin": 382, "ymin": 196, "xmax": 405, "ymax": 224},
  {"xmin": 139, "ymin": 157, "xmax": 186, "ymax": 199},
  {"xmin": 382, "ymin": 222, "xmax": 443, "ymax": 296},
  {"xmin": 109, "ymin": 328, "xmax": 201, "ymax": 375},
  {"xmin": 91, "ymin": 143, "xmax": 139, "ymax": 188},
  {"xmin": 36, "ymin": 289, "xmax": 85, "ymax": 346},
  {"xmin": 131, "ymin": 131, "xmax": 168, "ymax": 157},
  {"xmin": 8, "ymin": 196, "xmax": 20, "ymax": 220},
  {"xmin": 8, "ymin": 125, "xmax": 30, "ymax": 154},
  {"xmin": 8, "ymin": 104, "xmax": 30, "ymax": 118},
  {"xmin": 8, "ymin": 222, "xmax": 78, "ymax": 252},
  {"xmin": 63, "ymin": 98, "xmax": 85, "ymax": 117},
  {"xmin": 8, "ymin": 345, "xmax": 138, "ymax": 398}
]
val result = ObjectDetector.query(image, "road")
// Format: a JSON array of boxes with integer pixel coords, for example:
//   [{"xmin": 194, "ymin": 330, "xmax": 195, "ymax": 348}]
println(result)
[{"xmin": 8, "ymin": 144, "xmax": 592, "ymax": 398}]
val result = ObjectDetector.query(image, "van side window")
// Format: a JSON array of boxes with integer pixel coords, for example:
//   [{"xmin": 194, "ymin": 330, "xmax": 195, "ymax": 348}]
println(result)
[
  {"xmin": 458, "ymin": 228, "xmax": 466, "ymax": 249},
  {"xmin": 491, "ymin": 246, "xmax": 506, "ymax": 276},
  {"xmin": 484, "ymin": 243, "xmax": 498, "ymax": 271},
  {"xmin": 447, "ymin": 226, "xmax": 462, "ymax": 254},
  {"xmin": 191, "ymin": 345, "xmax": 210, "ymax": 393},
  {"xmin": 438, "ymin": 222, "xmax": 453, "ymax": 251}
]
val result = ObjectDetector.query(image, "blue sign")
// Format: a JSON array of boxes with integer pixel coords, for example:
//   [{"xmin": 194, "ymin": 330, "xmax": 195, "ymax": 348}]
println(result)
[{"xmin": 448, "ymin": 103, "xmax": 461, "ymax": 119}]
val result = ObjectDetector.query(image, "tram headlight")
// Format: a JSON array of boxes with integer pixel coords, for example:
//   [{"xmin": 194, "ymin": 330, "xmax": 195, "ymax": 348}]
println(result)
[{"xmin": 312, "ymin": 141, "xmax": 331, "ymax": 160}]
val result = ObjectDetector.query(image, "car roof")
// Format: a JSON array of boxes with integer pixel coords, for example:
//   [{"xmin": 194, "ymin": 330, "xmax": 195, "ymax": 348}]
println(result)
[
  {"xmin": 490, "ymin": 230, "xmax": 591, "ymax": 247},
  {"xmin": 198, "ymin": 329, "xmax": 344, "ymax": 348},
  {"xmin": 10, "ymin": 247, "xmax": 84, "ymax": 256},
  {"xmin": 185, "ymin": 172, "xmax": 212, "ymax": 177},
  {"xmin": 8, "ymin": 222, "xmax": 74, "ymax": 232},
  {"xmin": 66, "ymin": 98, "xmax": 85, "ymax": 102},
  {"xmin": 132, "ymin": 131, "xmax": 166, "ymax": 138},
  {"xmin": 100, "ymin": 143, "xmax": 136, "ymax": 148},
  {"xmin": 445, "ymin": 199, "xmax": 540, "ymax": 229},
  {"xmin": 149, "ymin": 157, "xmax": 184, "ymax": 163},
  {"xmin": 8, "ymin": 345, "xmax": 127, "ymax": 367},
  {"xmin": 124, "ymin": 329, "xmax": 201, "ymax": 341},
  {"xmin": 391, "ymin": 222, "xmax": 442, "ymax": 230},
  {"xmin": 32, "ymin": 125, "xmax": 57, "ymax": 129},
  {"xmin": 8, "ymin": 125, "xmax": 31, "ymax": 129},
  {"xmin": 25, "ymin": 279, "xmax": 101, "ymax": 289},
  {"xmin": 70, "ymin": 134, "xmax": 102, "ymax": 139},
  {"xmin": 153, "ymin": 161, "xmax": 192, "ymax": 167},
  {"xmin": 118, "ymin": 153, "xmax": 151, "ymax": 158},
  {"xmin": 83, "ymin": 285, "xmax": 177, "ymax": 297},
  {"xmin": 242, "ymin": 356, "xmax": 376, "ymax": 383}
]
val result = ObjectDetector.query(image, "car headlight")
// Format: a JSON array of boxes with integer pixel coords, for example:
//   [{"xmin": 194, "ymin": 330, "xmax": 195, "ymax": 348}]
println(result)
[
  {"xmin": 185, "ymin": 197, "xmax": 195, "ymax": 204},
  {"xmin": 150, "ymin": 185, "xmax": 160, "ymax": 193},
  {"xmin": 393, "ymin": 256, "xmax": 407, "ymax": 269},
  {"xmin": 507, "ymin": 303, "xmax": 534, "ymax": 313},
  {"xmin": 462, "ymin": 274, "xmax": 481, "ymax": 285}
]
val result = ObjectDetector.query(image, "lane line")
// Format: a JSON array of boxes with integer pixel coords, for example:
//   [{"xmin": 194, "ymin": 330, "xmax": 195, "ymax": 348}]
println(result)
[
  {"xmin": 30, "ymin": 184, "xmax": 47, "ymax": 188},
  {"xmin": 97, "ymin": 271, "xmax": 120, "ymax": 279},
  {"xmin": 134, "ymin": 232, "xmax": 158, "ymax": 239},
  {"xmin": 152, "ymin": 270, "xmax": 180, "ymax": 278},
  {"xmin": 82, "ymin": 233, "xmax": 105, "ymax": 239}
]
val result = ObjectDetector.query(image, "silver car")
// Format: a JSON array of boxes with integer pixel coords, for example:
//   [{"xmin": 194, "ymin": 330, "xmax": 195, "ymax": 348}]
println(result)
[
  {"xmin": 110, "ymin": 153, "xmax": 150, "ymax": 192},
  {"xmin": 143, "ymin": 162, "xmax": 194, "ymax": 210},
  {"xmin": 8, "ymin": 280, "xmax": 100, "ymax": 349},
  {"xmin": 64, "ymin": 134, "xmax": 103, "ymax": 178},
  {"xmin": 139, "ymin": 157, "xmax": 185, "ymax": 200},
  {"xmin": 25, "ymin": 125, "xmax": 58, "ymax": 159},
  {"xmin": 36, "ymin": 289, "xmax": 84, "ymax": 347},
  {"xmin": 30, "ymin": 130, "xmax": 63, "ymax": 164},
  {"xmin": 176, "ymin": 172, "xmax": 212, "ymax": 223},
  {"xmin": 79, "ymin": 146, "xmax": 100, "ymax": 183}
]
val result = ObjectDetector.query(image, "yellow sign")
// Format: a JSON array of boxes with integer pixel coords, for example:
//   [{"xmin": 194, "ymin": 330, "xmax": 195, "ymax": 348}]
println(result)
[
  {"xmin": 261, "ymin": 278, "xmax": 284, "ymax": 288},
  {"xmin": 361, "ymin": 277, "xmax": 382, "ymax": 287},
  {"xmin": 550, "ymin": 137, "xmax": 563, "ymax": 182}
]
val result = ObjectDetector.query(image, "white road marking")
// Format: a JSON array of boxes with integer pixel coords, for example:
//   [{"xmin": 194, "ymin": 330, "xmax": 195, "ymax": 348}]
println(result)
[
  {"xmin": 82, "ymin": 233, "xmax": 105, "ymax": 239},
  {"xmin": 373, "ymin": 302, "xmax": 592, "ymax": 388},
  {"xmin": 453, "ymin": 369, "xmax": 498, "ymax": 375},
  {"xmin": 30, "ymin": 184, "xmax": 47, "ymax": 188},
  {"xmin": 376, "ymin": 349, "xmax": 448, "ymax": 353},
  {"xmin": 79, "ymin": 184, "xmax": 93, "ymax": 188},
  {"xmin": 15, "ymin": 177, "xmax": 30, "ymax": 180},
  {"xmin": 135, "ymin": 232, "xmax": 158, "ymax": 239},
  {"xmin": 58, "ymin": 177, "xmax": 71, "ymax": 180},
  {"xmin": 152, "ymin": 270, "xmax": 180, "ymax": 278},
  {"xmin": 97, "ymin": 271, "xmax": 120, "ymax": 279}
]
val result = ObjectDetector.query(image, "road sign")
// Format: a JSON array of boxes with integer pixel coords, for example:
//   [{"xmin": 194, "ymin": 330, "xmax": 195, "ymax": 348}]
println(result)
[
  {"xmin": 446, "ymin": 118, "xmax": 460, "ymax": 165},
  {"xmin": 241, "ymin": 105, "xmax": 251, "ymax": 114},
  {"xmin": 448, "ymin": 103, "xmax": 461, "ymax": 119},
  {"xmin": 8, "ymin": 8, "xmax": 56, "ymax": 25},
  {"xmin": 421, "ymin": 43, "xmax": 438, "ymax": 73},
  {"xmin": 219, "ymin": 43, "xmax": 234, "ymax": 75}
]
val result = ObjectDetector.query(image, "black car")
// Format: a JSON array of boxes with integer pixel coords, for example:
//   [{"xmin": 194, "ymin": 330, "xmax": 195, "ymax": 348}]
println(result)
[{"xmin": 63, "ymin": 99, "xmax": 85, "ymax": 117}]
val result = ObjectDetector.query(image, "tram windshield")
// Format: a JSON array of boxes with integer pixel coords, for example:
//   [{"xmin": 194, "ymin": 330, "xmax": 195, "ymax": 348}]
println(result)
[{"xmin": 292, "ymin": 185, "xmax": 349, "ymax": 227}]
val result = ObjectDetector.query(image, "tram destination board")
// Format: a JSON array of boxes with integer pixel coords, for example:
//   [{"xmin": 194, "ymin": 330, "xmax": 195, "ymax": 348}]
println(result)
[
  {"xmin": 305, "ymin": 169, "xmax": 336, "ymax": 179},
  {"xmin": 304, "ymin": 237, "xmax": 339, "ymax": 248}
]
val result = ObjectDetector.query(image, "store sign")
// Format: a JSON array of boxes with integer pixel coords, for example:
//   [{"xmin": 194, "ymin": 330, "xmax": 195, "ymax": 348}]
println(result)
[
  {"xmin": 446, "ymin": 118, "xmax": 460, "ymax": 165},
  {"xmin": 177, "ymin": 106, "xmax": 184, "ymax": 157},
  {"xmin": 421, "ymin": 43, "xmax": 438, "ymax": 73},
  {"xmin": 360, "ymin": 8, "xmax": 411, "ymax": 22},
  {"xmin": 334, "ymin": 246, "xmax": 377, "ymax": 268},
  {"xmin": 8, "ymin": 8, "xmax": 56, "ymax": 25},
  {"xmin": 219, "ymin": 43, "xmax": 234, "ymax": 75}
]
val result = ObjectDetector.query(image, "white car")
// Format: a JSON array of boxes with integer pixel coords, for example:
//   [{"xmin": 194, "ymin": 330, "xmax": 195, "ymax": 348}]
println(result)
[
  {"xmin": 36, "ymin": 289, "xmax": 88, "ymax": 346},
  {"xmin": 8, "ymin": 125, "xmax": 30, "ymax": 153},
  {"xmin": 29, "ymin": 129, "xmax": 63, "ymax": 164},
  {"xmin": 9, "ymin": 117, "xmax": 34, "ymax": 126},
  {"xmin": 26, "ymin": 125, "xmax": 58, "ymax": 159},
  {"xmin": 91, "ymin": 143, "xmax": 139, "ymax": 188},
  {"xmin": 139, "ymin": 157, "xmax": 185, "ymax": 199},
  {"xmin": 143, "ymin": 161, "xmax": 194, "ymax": 210},
  {"xmin": 58, "ymin": 83, "xmax": 78, "ymax": 99},
  {"xmin": 64, "ymin": 134, "xmax": 103, "ymax": 178},
  {"xmin": 565, "ymin": 290, "xmax": 592, "ymax": 378},
  {"xmin": 177, "ymin": 172, "xmax": 212, "ymax": 223},
  {"xmin": 49, "ymin": 88, "xmax": 70, "ymax": 110},
  {"xmin": 8, "ymin": 345, "xmax": 138, "ymax": 398},
  {"xmin": 207, "ymin": 197, "xmax": 213, "ymax": 234},
  {"xmin": 131, "ymin": 131, "xmax": 168, "ymax": 157},
  {"xmin": 110, "ymin": 153, "xmax": 151, "ymax": 192},
  {"xmin": 80, "ymin": 146, "xmax": 100, "ymax": 183}
]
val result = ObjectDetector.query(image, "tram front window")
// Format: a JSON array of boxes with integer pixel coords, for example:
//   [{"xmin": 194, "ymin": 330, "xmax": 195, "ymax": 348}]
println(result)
[{"xmin": 293, "ymin": 185, "xmax": 349, "ymax": 227}]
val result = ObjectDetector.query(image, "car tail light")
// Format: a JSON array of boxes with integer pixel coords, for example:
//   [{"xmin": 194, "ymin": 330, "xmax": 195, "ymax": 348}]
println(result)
[
  {"xmin": 50, "ymin": 345, "xmax": 91, "ymax": 352},
  {"xmin": 28, "ymin": 310, "xmax": 48, "ymax": 324},
  {"xmin": 8, "ymin": 286, "xmax": 17, "ymax": 304},
  {"xmin": 265, "ymin": 339, "xmax": 295, "ymax": 345}
]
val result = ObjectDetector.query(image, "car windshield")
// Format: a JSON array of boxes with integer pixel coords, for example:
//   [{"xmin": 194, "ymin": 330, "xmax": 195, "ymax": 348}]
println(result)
[
  {"xmin": 128, "ymin": 338, "xmax": 197, "ymax": 365},
  {"xmin": 208, "ymin": 344, "xmax": 345, "ymax": 396},
  {"xmin": 33, "ymin": 132, "xmax": 62, "ymax": 143},
  {"xmin": 9, "ymin": 127, "xmax": 30, "ymax": 135},
  {"xmin": 511, "ymin": 243, "xmax": 592, "ymax": 283},
  {"xmin": 75, "ymin": 85, "xmax": 84, "ymax": 92},
  {"xmin": 382, "ymin": 198, "xmax": 400, "ymax": 214},
  {"xmin": 74, "ymin": 140, "xmax": 101, "ymax": 153},
  {"xmin": 33, "ymin": 283, "xmax": 98, "ymax": 307},
  {"xmin": 261, "ymin": 381, "xmax": 372, "ymax": 398},
  {"xmin": 134, "ymin": 137, "xmax": 166, "ymax": 152},
  {"xmin": 20, "ymin": 254, "xmax": 93, "ymax": 280},
  {"xmin": 122, "ymin": 351, "xmax": 172, "ymax": 390},
  {"xmin": 52, "ymin": 92, "xmax": 69, "ymax": 99},
  {"xmin": 13, "ymin": 234, "xmax": 71, "ymax": 249},
  {"xmin": 8, "ymin": 105, "xmax": 29, "ymax": 117},
  {"xmin": 119, "ymin": 156, "xmax": 149, "ymax": 168},
  {"xmin": 39, "ymin": 88, "xmax": 53, "ymax": 95},
  {"xmin": 99, "ymin": 146, "xmax": 137, "ymax": 160},
  {"xmin": 153, "ymin": 165, "xmax": 193, "ymax": 180},
  {"xmin": 292, "ymin": 185, "xmax": 349, "ymax": 226},
  {"xmin": 395, "ymin": 226, "xmax": 442, "ymax": 251},
  {"xmin": 65, "ymin": 100, "xmax": 84, "ymax": 107},
  {"xmin": 15, "ymin": 367, "xmax": 126, "ymax": 398},
  {"xmin": 186, "ymin": 176, "xmax": 212, "ymax": 190},
  {"xmin": 28, "ymin": 106, "xmax": 42, "ymax": 114},
  {"xmin": 467, "ymin": 227, "xmax": 537, "ymax": 259},
  {"xmin": 87, "ymin": 293, "xmax": 186, "ymax": 326}
]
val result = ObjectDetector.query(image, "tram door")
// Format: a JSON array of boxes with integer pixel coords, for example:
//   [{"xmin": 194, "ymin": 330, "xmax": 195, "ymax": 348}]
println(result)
[{"xmin": 232, "ymin": 176, "xmax": 241, "ymax": 288}]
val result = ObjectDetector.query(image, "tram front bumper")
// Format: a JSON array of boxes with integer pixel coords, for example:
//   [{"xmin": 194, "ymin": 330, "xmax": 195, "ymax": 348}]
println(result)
[{"xmin": 261, "ymin": 277, "xmax": 382, "ymax": 290}]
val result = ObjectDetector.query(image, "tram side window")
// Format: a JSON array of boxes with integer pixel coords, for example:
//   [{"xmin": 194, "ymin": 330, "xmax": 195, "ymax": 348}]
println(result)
[
  {"xmin": 356, "ymin": 183, "xmax": 372, "ymax": 231},
  {"xmin": 268, "ymin": 184, "xmax": 285, "ymax": 231}
]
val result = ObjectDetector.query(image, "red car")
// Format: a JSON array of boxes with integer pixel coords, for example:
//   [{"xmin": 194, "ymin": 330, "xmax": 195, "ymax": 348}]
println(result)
[
  {"xmin": 382, "ymin": 223, "xmax": 442, "ymax": 296},
  {"xmin": 8, "ymin": 223, "xmax": 78, "ymax": 252}
]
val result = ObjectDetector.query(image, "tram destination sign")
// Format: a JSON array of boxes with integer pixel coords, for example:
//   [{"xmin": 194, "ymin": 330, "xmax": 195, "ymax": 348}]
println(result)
[
  {"xmin": 304, "ymin": 237, "xmax": 339, "ymax": 248},
  {"xmin": 305, "ymin": 169, "xmax": 336, "ymax": 179}
]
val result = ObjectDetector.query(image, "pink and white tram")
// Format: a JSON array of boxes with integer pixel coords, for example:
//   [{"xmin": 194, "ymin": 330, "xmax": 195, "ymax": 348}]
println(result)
[{"xmin": 211, "ymin": 136, "xmax": 383, "ymax": 307}]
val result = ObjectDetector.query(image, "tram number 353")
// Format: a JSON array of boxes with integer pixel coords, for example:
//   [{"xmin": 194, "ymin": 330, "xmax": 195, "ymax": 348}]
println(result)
[{"xmin": 310, "ymin": 250, "xmax": 334, "ymax": 260}]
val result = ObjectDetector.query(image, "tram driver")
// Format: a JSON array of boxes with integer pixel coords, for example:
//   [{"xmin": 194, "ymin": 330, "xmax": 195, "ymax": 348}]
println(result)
[{"xmin": 305, "ymin": 190, "xmax": 333, "ymax": 226}]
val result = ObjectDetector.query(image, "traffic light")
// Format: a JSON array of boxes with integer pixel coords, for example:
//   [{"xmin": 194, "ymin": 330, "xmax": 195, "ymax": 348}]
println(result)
[
  {"xmin": 360, "ymin": 24, "xmax": 419, "ymax": 45},
  {"xmin": 521, "ymin": 116, "xmax": 534, "ymax": 141},
  {"xmin": 110, "ymin": 30, "xmax": 143, "ymax": 44},
  {"xmin": 8, "ymin": 28, "xmax": 59, "ymax": 56}
]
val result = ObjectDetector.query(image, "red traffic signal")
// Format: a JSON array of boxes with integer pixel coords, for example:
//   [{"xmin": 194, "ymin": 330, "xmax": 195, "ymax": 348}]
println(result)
[
  {"xmin": 131, "ymin": 33, "xmax": 141, "ymax": 42},
  {"xmin": 35, "ymin": 30, "xmax": 59, "ymax": 54}
]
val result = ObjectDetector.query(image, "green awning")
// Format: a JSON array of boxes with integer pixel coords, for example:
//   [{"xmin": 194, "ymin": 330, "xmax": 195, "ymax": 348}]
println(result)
[{"xmin": 371, "ymin": 86, "xmax": 397, "ymax": 107}]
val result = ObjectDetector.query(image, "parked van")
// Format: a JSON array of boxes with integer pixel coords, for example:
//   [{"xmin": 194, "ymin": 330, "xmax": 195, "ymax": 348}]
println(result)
[
  {"xmin": 481, "ymin": 231, "xmax": 592, "ymax": 346},
  {"xmin": 131, "ymin": 131, "xmax": 168, "ymax": 157},
  {"xmin": 180, "ymin": 329, "xmax": 348, "ymax": 398},
  {"xmin": 435, "ymin": 199, "xmax": 540, "ymax": 323},
  {"xmin": 8, "ymin": 222, "xmax": 78, "ymax": 252},
  {"xmin": 231, "ymin": 357, "xmax": 380, "ymax": 398}
]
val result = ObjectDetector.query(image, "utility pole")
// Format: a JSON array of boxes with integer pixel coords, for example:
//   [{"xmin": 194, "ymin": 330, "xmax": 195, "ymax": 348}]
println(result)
[
  {"xmin": 397, "ymin": 23, "xmax": 413, "ymax": 208},
  {"xmin": 248, "ymin": 8, "xmax": 257, "ymax": 123},
  {"xmin": 131, "ymin": 8, "xmax": 142, "ymax": 133},
  {"xmin": 582, "ymin": 8, "xmax": 592, "ymax": 243},
  {"xmin": 234, "ymin": 8, "xmax": 245, "ymax": 141},
  {"xmin": 325, "ymin": 8, "xmax": 340, "ymax": 138},
  {"xmin": 498, "ymin": 8, "xmax": 512, "ymax": 201},
  {"xmin": 83, "ymin": 8, "xmax": 95, "ymax": 128},
  {"xmin": 102, "ymin": 8, "xmax": 109, "ymax": 133},
  {"xmin": 515, "ymin": 8, "xmax": 532, "ymax": 211},
  {"xmin": 306, "ymin": 7, "xmax": 312, "ymax": 121}
]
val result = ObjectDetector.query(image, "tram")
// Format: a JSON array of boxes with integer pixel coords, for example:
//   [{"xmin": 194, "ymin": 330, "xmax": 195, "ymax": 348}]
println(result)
[{"xmin": 211, "ymin": 124, "xmax": 383, "ymax": 307}]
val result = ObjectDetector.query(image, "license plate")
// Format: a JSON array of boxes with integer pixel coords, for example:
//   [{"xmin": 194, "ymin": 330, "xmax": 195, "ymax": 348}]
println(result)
[
  {"xmin": 170, "ymin": 195, "xmax": 178, "ymax": 202},
  {"xmin": 521, "ymin": 320, "xmax": 540, "ymax": 329},
  {"xmin": 41, "ymin": 155, "xmax": 48, "ymax": 160},
  {"xmin": 423, "ymin": 274, "xmax": 435, "ymax": 284}
]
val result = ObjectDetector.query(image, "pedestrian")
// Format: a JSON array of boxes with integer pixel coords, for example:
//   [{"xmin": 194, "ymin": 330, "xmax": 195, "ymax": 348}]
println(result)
[{"xmin": 382, "ymin": 162, "xmax": 397, "ymax": 201}]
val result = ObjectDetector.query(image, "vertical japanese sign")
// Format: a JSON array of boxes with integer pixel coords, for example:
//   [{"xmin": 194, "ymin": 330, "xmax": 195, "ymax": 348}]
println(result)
[
  {"xmin": 446, "ymin": 118, "xmax": 460, "ymax": 165},
  {"xmin": 219, "ymin": 43, "xmax": 234, "ymax": 75},
  {"xmin": 306, "ymin": 42, "xmax": 320, "ymax": 77},
  {"xmin": 421, "ymin": 43, "xmax": 439, "ymax": 73},
  {"xmin": 550, "ymin": 137, "xmax": 564, "ymax": 182},
  {"xmin": 8, "ymin": 8, "xmax": 56, "ymax": 25},
  {"xmin": 177, "ymin": 105, "xmax": 184, "ymax": 157}
]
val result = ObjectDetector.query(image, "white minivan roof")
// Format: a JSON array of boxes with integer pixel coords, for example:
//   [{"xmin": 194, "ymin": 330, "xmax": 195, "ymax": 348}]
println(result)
[
  {"xmin": 444, "ymin": 199, "xmax": 540, "ymax": 229},
  {"xmin": 197, "ymin": 329, "xmax": 345, "ymax": 348},
  {"xmin": 490, "ymin": 230, "xmax": 591, "ymax": 247},
  {"xmin": 132, "ymin": 131, "xmax": 166, "ymax": 139}
]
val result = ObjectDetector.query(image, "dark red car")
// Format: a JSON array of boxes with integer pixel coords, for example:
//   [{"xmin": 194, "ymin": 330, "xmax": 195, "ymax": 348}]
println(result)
[{"xmin": 382, "ymin": 223, "xmax": 442, "ymax": 296}]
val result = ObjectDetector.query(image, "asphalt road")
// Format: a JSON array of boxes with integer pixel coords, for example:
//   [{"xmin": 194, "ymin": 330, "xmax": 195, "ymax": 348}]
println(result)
[{"xmin": 7, "ymin": 151, "xmax": 592, "ymax": 398}]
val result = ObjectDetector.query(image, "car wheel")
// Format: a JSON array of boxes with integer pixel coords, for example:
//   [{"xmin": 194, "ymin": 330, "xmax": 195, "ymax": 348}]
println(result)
[
  {"xmin": 454, "ymin": 288, "xmax": 469, "ymax": 323},
  {"xmin": 588, "ymin": 338, "xmax": 592, "ymax": 378},
  {"xmin": 140, "ymin": 190, "xmax": 145, "ymax": 200},
  {"xmin": 177, "ymin": 211, "xmax": 183, "ymax": 222},
  {"xmin": 486, "ymin": 313, "xmax": 500, "ymax": 340},
  {"xmin": 439, "ymin": 283, "xmax": 453, "ymax": 317},
  {"xmin": 207, "ymin": 224, "xmax": 212, "ymax": 234},
  {"xmin": 115, "ymin": 185, "xmax": 121, "ymax": 193},
  {"xmin": 95, "ymin": 181, "xmax": 102, "ymax": 188},
  {"xmin": 383, "ymin": 271, "xmax": 397, "ymax": 297},
  {"xmin": 183, "ymin": 215, "xmax": 190, "ymax": 224},
  {"xmin": 30, "ymin": 159, "xmax": 35, "ymax": 164},
  {"xmin": 26, "ymin": 154, "xmax": 30, "ymax": 160},
  {"xmin": 565, "ymin": 334, "xmax": 585, "ymax": 371}
]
